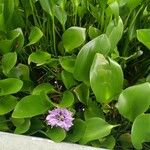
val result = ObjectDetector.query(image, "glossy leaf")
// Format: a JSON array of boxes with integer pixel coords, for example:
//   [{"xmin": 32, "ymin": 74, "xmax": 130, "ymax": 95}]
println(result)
[
  {"xmin": 131, "ymin": 114, "xmax": 150, "ymax": 149},
  {"xmin": 12, "ymin": 95, "xmax": 50, "ymax": 118},
  {"xmin": 62, "ymin": 27, "xmax": 86, "ymax": 52},
  {"xmin": 74, "ymin": 34, "xmax": 111, "ymax": 83},
  {"xmin": 80, "ymin": 117, "xmax": 114, "ymax": 144},
  {"xmin": 32, "ymin": 83, "xmax": 55, "ymax": 95},
  {"xmin": 59, "ymin": 56, "xmax": 76, "ymax": 73},
  {"xmin": 28, "ymin": 51, "xmax": 51, "ymax": 66},
  {"xmin": 116, "ymin": 83, "xmax": 150, "ymax": 122},
  {"xmin": 90, "ymin": 53, "xmax": 123, "ymax": 103},
  {"xmin": 0, "ymin": 95, "xmax": 17, "ymax": 115},
  {"xmin": 46, "ymin": 127, "xmax": 66, "ymax": 142},
  {"xmin": 88, "ymin": 26, "xmax": 100, "ymax": 39},
  {"xmin": 0, "ymin": 78, "xmax": 23, "ymax": 96},
  {"xmin": 106, "ymin": 17, "xmax": 123, "ymax": 51},
  {"xmin": 2, "ymin": 52, "xmax": 17, "ymax": 75},
  {"xmin": 54, "ymin": 5, "xmax": 67, "ymax": 26},
  {"xmin": 137, "ymin": 29, "xmax": 150, "ymax": 49},
  {"xmin": 27, "ymin": 26, "xmax": 43, "ymax": 46}
]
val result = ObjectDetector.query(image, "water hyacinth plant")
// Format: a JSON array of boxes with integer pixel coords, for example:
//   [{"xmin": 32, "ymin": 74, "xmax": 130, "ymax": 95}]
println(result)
[{"xmin": 0, "ymin": 0, "xmax": 150, "ymax": 149}]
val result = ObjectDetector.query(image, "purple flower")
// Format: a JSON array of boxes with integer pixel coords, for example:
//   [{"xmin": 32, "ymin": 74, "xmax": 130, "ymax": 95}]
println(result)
[{"xmin": 46, "ymin": 108, "xmax": 74, "ymax": 131}]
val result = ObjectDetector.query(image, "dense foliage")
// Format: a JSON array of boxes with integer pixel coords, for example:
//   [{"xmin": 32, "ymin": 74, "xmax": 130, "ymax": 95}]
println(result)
[{"xmin": 0, "ymin": 0, "xmax": 150, "ymax": 149}]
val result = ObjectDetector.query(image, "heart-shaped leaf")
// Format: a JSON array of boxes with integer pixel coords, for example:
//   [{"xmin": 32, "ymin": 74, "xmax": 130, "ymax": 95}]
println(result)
[
  {"xmin": 12, "ymin": 95, "xmax": 51, "ymax": 118},
  {"xmin": 62, "ymin": 27, "xmax": 86, "ymax": 52},
  {"xmin": 27, "ymin": 26, "xmax": 43, "ymax": 46},
  {"xmin": 28, "ymin": 51, "xmax": 51, "ymax": 66},
  {"xmin": 90, "ymin": 53, "xmax": 123, "ymax": 103},
  {"xmin": 116, "ymin": 83, "xmax": 150, "ymax": 122},
  {"xmin": 80, "ymin": 117, "xmax": 115, "ymax": 144},
  {"xmin": 46, "ymin": 127, "xmax": 66, "ymax": 142},
  {"xmin": 137, "ymin": 29, "xmax": 150, "ymax": 49},
  {"xmin": 131, "ymin": 114, "xmax": 150, "ymax": 149},
  {"xmin": 0, "ymin": 95, "xmax": 17, "ymax": 115},
  {"xmin": 74, "ymin": 34, "xmax": 111, "ymax": 83},
  {"xmin": 2, "ymin": 52, "xmax": 17, "ymax": 75},
  {"xmin": 0, "ymin": 78, "xmax": 23, "ymax": 96}
]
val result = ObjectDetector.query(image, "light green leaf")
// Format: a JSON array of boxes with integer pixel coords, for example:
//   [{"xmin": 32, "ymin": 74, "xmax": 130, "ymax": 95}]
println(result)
[
  {"xmin": 59, "ymin": 56, "xmax": 76, "ymax": 73},
  {"xmin": 106, "ymin": 17, "xmax": 124, "ymax": 52},
  {"xmin": 131, "ymin": 114, "xmax": 150, "ymax": 150},
  {"xmin": 54, "ymin": 5, "xmax": 67, "ymax": 26},
  {"xmin": 62, "ymin": 27, "xmax": 86, "ymax": 52},
  {"xmin": 12, "ymin": 95, "xmax": 50, "ymax": 118},
  {"xmin": 28, "ymin": 51, "xmax": 51, "ymax": 66},
  {"xmin": 74, "ymin": 34, "xmax": 111, "ymax": 83},
  {"xmin": 80, "ymin": 117, "xmax": 114, "ymax": 144},
  {"xmin": 46, "ymin": 127, "xmax": 66, "ymax": 142},
  {"xmin": 0, "ymin": 78, "xmax": 23, "ymax": 96},
  {"xmin": 2, "ymin": 52, "xmax": 17, "ymax": 75},
  {"xmin": 137, "ymin": 29, "xmax": 150, "ymax": 49},
  {"xmin": 27, "ymin": 26, "xmax": 43, "ymax": 46},
  {"xmin": 0, "ymin": 95, "xmax": 17, "ymax": 115},
  {"xmin": 88, "ymin": 26, "xmax": 100, "ymax": 39},
  {"xmin": 116, "ymin": 83, "xmax": 150, "ymax": 122},
  {"xmin": 32, "ymin": 83, "xmax": 55, "ymax": 95},
  {"xmin": 90, "ymin": 53, "xmax": 123, "ymax": 103}
]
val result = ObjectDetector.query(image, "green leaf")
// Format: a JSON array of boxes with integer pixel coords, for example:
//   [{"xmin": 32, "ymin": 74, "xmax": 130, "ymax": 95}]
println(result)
[
  {"xmin": 62, "ymin": 27, "xmax": 86, "ymax": 52},
  {"xmin": 28, "ymin": 51, "xmax": 51, "ymax": 66},
  {"xmin": 54, "ymin": 5, "xmax": 67, "ymax": 26},
  {"xmin": 27, "ymin": 26, "xmax": 43, "ymax": 46},
  {"xmin": 67, "ymin": 119, "xmax": 86, "ymax": 142},
  {"xmin": 131, "ymin": 114, "xmax": 150, "ymax": 150},
  {"xmin": 59, "ymin": 56, "xmax": 76, "ymax": 73},
  {"xmin": 100, "ymin": 135, "xmax": 116, "ymax": 149},
  {"xmin": 16, "ymin": 63, "xmax": 30, "ymax": 80},
  {"xmin": 0, "ymin": 78, "xmax": 23, "ymax": 96},
  {"xmin": 90, "ymin": 53, "xmax": 123, "ymax": 103},
  {"xmin": 137, "ymin": 29, "xmax": 150, "ymax": 49},
  {"xmin": 2, "ymin": 52, "xmax": 17, "ymax": 75},
  {"xmin": 59, "ymin": 91, "xmax": 74, "ymax": 107},
  {"xmin": 46, "ymin": 127, "xmax": 66, "ymax": 142},
  {"xmin": 14, "ymin": 119, "xmax": 31, "ymax": 134},
  {"xmin": 61, "ymin": 70, "xmax": 77, "ymax": 89},
  {"xmin": 84, "ymin": 100, "xmax": 104, "ymax": 120},
  {"xmin": 116, "ymin": 83, "xmax": 150, "ymax": 122},
  {"xmin": 106, "ymin": 17, "xmax": 124, "ymax": 52},
  {"xmin": 0, "ymin": 95, "xmax": 17, "ymax": 115},
  {"xmin": 74, "ymin": 34, "xmax": 111, "ymax": 83},
  {"xmin": 12, "ymin": 95, "xmax": 50, "ymax": 118},
  {"xmin": 74, "ymin": 83, "xmax": 89, "ymax": 104},
  {"xmin": 0, "ymin": 116, "xmax": 9, "ymax": 131},
  {"xmin": 126, "ymin": 0, "xmax": 142, "ymax": 11},
  {"xmin": 11, "ymin": 118, "xmax": 25, "ymax": 127},
  {"xmin": 32, "ymin": 83, "xmax": 55, "ymax": 95},
  {"xmin": 109, "ymin": 1, "xmax": 119, "ymax": 21},
  {"xmin": 88, "ymin": 26, "xmax": 100, "ymax": 39},
  {"xmin": 39, "ymin": 0, "xmax": 53, "ymax": 16},
  {"xmin": 80, "ymin": 117, "xmax": 114, "ymax": 144}
]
